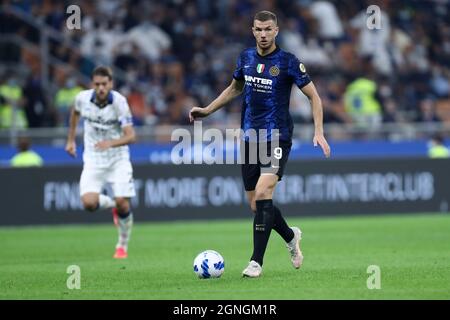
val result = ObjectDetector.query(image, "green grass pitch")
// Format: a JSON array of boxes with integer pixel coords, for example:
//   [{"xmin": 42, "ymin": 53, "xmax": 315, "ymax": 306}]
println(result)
[{"xmin": 1, "ymin": 213, "xmax": 449, "ymax": 299}]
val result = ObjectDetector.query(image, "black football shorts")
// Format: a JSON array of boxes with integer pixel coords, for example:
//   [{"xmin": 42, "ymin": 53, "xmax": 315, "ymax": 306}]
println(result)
[{"xmin": 240, "ymin": 140, "xmax": 292, "ymax": 191}]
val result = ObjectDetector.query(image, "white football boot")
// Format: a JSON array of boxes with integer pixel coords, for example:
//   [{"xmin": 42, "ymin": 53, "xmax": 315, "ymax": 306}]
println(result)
[
  {"xmin": 242, "ymin": 260, "xmax": 263, "ymax": 278},
  {"xmin": 286, "ymin": 227, "xmax": 303, "ymax": 269}
]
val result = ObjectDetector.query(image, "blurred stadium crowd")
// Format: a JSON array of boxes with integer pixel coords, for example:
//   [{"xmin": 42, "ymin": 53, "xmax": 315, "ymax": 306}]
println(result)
[{"xmin": 0, "ymin": 0, "xmax": 449, "ymax": 134}]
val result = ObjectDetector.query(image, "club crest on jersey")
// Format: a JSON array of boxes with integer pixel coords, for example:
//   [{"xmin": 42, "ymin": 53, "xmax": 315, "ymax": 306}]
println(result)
[
  {"xmin": 256, "ymin": 64, "xmax": 265, "ymax": 74},
  {"xmin": 269, "ymin": 65, "xmax": 280, "ymax": 76}
]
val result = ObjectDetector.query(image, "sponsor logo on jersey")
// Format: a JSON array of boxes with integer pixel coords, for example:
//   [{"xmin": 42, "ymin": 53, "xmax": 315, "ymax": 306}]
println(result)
[
  {"xmin": 85, "ymin": 116, "xmax": 119, "ymax": 126},
  {"xmin": 269, "ymin": 65, "xmax": 280, "ymax": 76},
  {"xmin": 256, "ymin": 64, "xmax": 265, "ymax": 73},
  {"xmin": 244, "ymin": 75, "xmax": 273, "ymax": 85}
]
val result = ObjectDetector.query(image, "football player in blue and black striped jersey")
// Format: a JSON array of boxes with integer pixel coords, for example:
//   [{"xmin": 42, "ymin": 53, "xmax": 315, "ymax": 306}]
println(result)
[{"xmin": 190, "ymin": 10, "xmax": 331, "ymax": 277}]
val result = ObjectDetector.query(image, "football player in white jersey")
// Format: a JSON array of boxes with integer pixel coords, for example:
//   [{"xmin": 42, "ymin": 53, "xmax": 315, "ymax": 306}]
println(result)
[{"xmin": 65, "ymin": 66, "xmax": 136, "ymax": 259}]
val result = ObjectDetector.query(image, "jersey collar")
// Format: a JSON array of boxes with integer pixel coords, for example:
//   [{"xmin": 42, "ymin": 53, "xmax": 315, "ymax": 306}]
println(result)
[
  {"xmin": 90, "ymin": 90, "xmax": 113, "ymax": 108},
  {"xmin": 256, "ymin": 45, "xmax": 280, "ymax": 58}
]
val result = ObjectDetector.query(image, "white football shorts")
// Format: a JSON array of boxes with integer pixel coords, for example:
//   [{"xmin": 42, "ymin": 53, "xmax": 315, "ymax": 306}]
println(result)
[{"xmin": 79, "ymin": 160, "xmax": 136, "ymax": 198}]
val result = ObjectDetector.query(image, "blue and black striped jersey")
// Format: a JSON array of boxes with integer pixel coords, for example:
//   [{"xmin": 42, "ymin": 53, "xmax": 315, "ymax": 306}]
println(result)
[{"xmin": 233, "ymin": 46, "xmax": 311, "ymax": 142}]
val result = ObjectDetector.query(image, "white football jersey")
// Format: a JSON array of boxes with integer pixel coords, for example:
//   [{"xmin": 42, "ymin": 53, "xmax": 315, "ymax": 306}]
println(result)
[{"xmin": 74, "ymin": 89, "xmax": 133, "ymax": 168}]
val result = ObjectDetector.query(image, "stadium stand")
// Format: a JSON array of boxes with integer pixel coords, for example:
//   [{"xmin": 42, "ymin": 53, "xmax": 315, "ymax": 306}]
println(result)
[{"xmin": 0, "ymin": 0, "xmax": 449, "ymax": 157}]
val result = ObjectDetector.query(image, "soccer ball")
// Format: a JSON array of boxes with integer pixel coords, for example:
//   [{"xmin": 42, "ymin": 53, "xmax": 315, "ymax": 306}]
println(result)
[{"xmin": 193, "ymin": 250, "xmax": 225, "ymax": 279}]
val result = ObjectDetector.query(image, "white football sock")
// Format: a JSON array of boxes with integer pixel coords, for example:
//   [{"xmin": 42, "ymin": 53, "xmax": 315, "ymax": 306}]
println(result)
[
  {"xmin": 99, "ymin": 194, "xmax": 115, "ymax": 209},
  {"xmin": 116, "ymin": 213, "xmax": 133, "ymax": 251}
]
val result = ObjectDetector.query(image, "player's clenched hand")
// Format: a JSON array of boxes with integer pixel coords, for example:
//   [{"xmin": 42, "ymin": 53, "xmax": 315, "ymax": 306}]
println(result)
[
  {"xmin": 189, "ymin": 107, "xmax": 210, "ymax": 122},
  {"xmin": 65, "ymin": 141, "xmax": 77, "ymax": 158},
  {"xmin": 313, "ymin": 134, "xmax": 331, "ymax": 158},
  {"xmin": 95, "ymin": 140, "xmax": 112, "ymax": 151}
]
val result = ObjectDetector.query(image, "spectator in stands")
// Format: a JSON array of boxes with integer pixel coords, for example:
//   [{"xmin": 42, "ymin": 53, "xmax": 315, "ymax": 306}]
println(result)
[
  {"xmin": 10, "ymin": 136, "xmax": 43, "ymax": 167},
  {"xmin": 415, "ymin": 96, "xmax": 441, "ymax": 123},
  {"xmin": 309, "ymin": 1, "xmax": 344, "ymax": 43},
  {"xmin": 1, "ymin": 0, "xmax": 450, "ymax": 137},
  {"xmin": 124, "ymin": 84, "xmax": 151, "ymax": 126},
  {"xmin": 349, "ymin": 0, "xmax": 392, "ymax": 75},
  {"xmin": 0, "ymin": 73, "xmax": 27, "ymax": 129},
  {"xmin": 430, "ymin": 64, "xmax": 450, "ymax": 98},
  {"xmin": 414, "ymin": 96, "xmax": 443, "ymax": 139},
  {"xmin": 280, "ymin": 16, "xmax": 331, "ymax": 68},
  {"xmin": 130, "ymin": 23, "xmax": 171, "ymax": 61},
  {"xmin": 23, "ymin": 72, "xmax": 50, "ymax": 128},
  {"xmin": 323, "ymin": 79, "xmax": 352, "ymax": 124},
  {"xmin": 382, "ymin": 99, "xmax": 403, "ymax": 123},
  {"xmin": 54, "ymin": 76, "xmax": 83, "ymax": 126},
  {"xmin": 344, "ymin": 67, "xmax": 383, "ymax": 130},
  {"xmin": 428, "ymin": 134, "xmax": 450, "ymax": 159}
]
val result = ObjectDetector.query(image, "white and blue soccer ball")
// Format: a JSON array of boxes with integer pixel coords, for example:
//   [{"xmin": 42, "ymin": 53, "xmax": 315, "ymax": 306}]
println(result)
[{"xmin": 193, "ymin": 250, "xmax": 225, "ymax": 279}]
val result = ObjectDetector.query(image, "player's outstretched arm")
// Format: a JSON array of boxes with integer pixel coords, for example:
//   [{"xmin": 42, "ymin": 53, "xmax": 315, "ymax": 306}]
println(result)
[
  {"xmin": 65, "ymin": 107, "xmax": 80, "ymax": 158},
  {"xmin": 189, "ymin": 79, "xmax": 244, "ymax": 122},
  {"xmin": 301, "ymin": 82, "xmax": 331, "ymax": 158}
]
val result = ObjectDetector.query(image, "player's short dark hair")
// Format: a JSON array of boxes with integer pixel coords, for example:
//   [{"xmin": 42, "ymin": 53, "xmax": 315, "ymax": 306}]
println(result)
[
  {"xmin": 91, "ymin": 66, "xmax": 113, "ymax": 80},
  {"xmin": 254, "ymin": 10, "xmax": 277, "ymax": 25}
]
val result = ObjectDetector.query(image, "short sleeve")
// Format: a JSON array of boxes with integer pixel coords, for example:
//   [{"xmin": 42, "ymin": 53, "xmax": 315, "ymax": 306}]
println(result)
[
  {"xmin": 233, "ymin": 53, "xmax": 244, "ymax": 81},
  {"xmin": 117, "ymin": 95, "xmax": 133, "ymax": 127},
  {"xmin": 288, "ymin": 55, "xmax": 311, "ymax": 89},
  {"xmin": 74, "ymin": 93, "xmax": 82, "ymax": 112}
]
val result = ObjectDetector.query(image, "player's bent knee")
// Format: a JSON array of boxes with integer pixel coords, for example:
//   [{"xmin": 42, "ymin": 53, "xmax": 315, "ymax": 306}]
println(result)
[
  {"xmin": 81, "ymin": 194, "xmax": 99, "ymax": 212},
  {"xmin": 115, "ymin": 198, "xmax": 130, "ymax": 213},
  {"xmin": 82, "ymin": 200, "xmax": 98, "ymax": 212}
]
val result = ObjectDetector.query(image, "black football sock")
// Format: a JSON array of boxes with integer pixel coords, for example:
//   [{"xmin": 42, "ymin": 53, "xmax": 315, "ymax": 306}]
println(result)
[
  {"xmin": 250, "ymin": 199, "xmax": 275, "ymax": 266},
  {"xmin": 273, "ymin": 206, "xmax": 295, "ymax": 243}
]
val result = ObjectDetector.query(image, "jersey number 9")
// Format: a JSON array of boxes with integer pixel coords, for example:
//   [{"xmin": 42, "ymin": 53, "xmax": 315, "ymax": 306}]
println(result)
[{"xmin": 274, "ymin": 147, "xmax": 282, "ymax": 160}]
